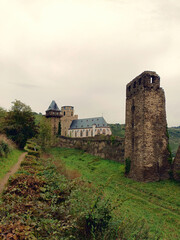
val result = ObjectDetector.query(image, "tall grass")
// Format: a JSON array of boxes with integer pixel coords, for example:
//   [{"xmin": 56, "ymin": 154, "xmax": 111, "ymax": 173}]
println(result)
[
  {"xmin": 49, "ymin": 147, "xmax": 180, "ymax": 240},
  {"xmin": 0, "ymin": 149, "xmax": 22, "ymax": 180}
]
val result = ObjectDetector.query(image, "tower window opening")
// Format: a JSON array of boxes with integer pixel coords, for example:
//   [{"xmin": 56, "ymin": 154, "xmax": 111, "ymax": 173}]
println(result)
[
  {"xmin": 150, "ymin": 77, "xmax": 155, "ymax": 84},
  {"xmin": 138, "ymin": 78, "xmax": 141, "ymax": 85},
  {"xmin": 64, "ymin": 112, "xmax": 65, "ymax": 116},
  {"xmin": 128, "ymin": 86, "xmax": 131, "ymax": 92},
  {"xmin": 133, "ymin": 81, "xmax": 136, "ymax": 88}
]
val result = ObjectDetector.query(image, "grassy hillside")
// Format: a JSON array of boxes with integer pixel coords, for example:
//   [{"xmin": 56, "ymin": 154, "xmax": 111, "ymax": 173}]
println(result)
[
  {"xmin": 1, "ymin": 150, "xmax": 160, "ymax": 239},
  {"xmin": 109, "ymin": 124, "xmax": 180, "ymax": 156},
  {"xmin": 49, "ymin": 148, "xmax": 180, "ymax": 240},
  {"xmin": 168, "ymin": 126, "xmax": 180, "ymax": 156},
  {"xmin": 109, "ymin": 123, "xmax": 125, "ymax": 138},
  {"xmin": 0, "ymin": 134, "xmax": 22, "ymax": 180},
  {"xmin": 0, "ymin": 149, "xmax": 22, "ymax": 180}
]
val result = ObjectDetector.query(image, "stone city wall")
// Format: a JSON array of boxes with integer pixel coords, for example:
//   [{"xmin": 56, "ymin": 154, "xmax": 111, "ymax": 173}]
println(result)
[{"xmin": 55, "ymin": 135, "xmax": 125, "ymax": 163}]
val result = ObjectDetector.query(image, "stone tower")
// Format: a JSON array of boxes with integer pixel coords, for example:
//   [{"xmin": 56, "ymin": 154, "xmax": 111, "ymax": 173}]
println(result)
[
  {"xmin": 125, "ymin": 71, "xmax": 170, "ymax": 182},
  {"xmin": 46, "ymin": 100, "xmax": 62, "ymax": 135},
  {"xmin": 60, "ymin": 106, "xmax": 78, "ymax": 136}
]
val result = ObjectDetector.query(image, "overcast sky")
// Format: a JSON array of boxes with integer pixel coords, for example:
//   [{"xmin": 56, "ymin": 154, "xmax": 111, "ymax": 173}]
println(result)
[{"xmin": 0, "ymin": 0, "xmax": 180, "ymax": 126}]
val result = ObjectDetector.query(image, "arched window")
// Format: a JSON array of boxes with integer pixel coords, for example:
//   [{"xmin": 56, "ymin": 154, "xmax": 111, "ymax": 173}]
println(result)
[
  {"xmin": 103, "ymin": 129, "xmax": 106, "ymax": 135},
  {"xmin": 80, "ymin": 130, "xmax": 83, "ymax": 137},
  {"xmin": 86, "ymin": 130, "xmax": 88, "ymax": 137},
  {"xmin": 64, "ymin": 111, "xmax": 66, "ymax": 116},
  {"xmin": 91, "ymin": 130, "xmax": 93, "ymax": 137},
  {"xmin": 75, "ymin": 131, "xmax": 77, "ymax": 137},
  {"xmin": 97, "ymin": 129, "xmax": 100, "ymax": 135}
]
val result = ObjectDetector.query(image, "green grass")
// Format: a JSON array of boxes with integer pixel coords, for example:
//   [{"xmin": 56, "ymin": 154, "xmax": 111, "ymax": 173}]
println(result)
[
  {"xmin": 49, "ymin": 147, "xmax": 180, "ymax": 240},
  {"xmin": 0, "ymin": 149, "xmax": 23, "ymax": 180}
]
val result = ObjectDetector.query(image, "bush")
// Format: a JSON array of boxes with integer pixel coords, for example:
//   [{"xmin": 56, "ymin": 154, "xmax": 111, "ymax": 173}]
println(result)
[
  {"xmin": 0, "ymin": 140, "xmax": 11, "ymax": 157},
  {"xmin": 24, "ymin": 139, "xmax": 40, "ymax": 157},
  {"xmin": 125, "ymin": 157, "xmax": 131, "ymax": 174}
]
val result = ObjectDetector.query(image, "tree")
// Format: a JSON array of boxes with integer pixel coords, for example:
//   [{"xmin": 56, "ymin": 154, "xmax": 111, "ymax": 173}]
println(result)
[
  {"xmin": 0, "ymin": 107, "xmax": 6, "ymax": 132},
  {"xmin": 37, "ymin": 117, "xmax": 52, "ymax": 151},
  {"xmin": 3, "ymin": 100, "xmax": 37, "ymax": 149}
]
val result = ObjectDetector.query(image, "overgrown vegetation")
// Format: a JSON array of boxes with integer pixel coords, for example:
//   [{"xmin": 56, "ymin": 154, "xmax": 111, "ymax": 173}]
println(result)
[
  {"xmin": 49, "ymin": 148, "xmax": 180, "ymax": 240},
  {"xmin": 2, "ymin": 100, "xmax": 37, "ymax": 149},
  {"xmin": 36, "ymin": 117, "xmax": 52, "ymax": 151},
  {"xmin": 0, "ymin": 134, "xmax": 22, "ymax": 180},
  {"xmin": 0, "ymin": 149, "xmax": 22, "ymax": 180},
  {"xmin": 0, "ymin": 149, "xmax": 160, "ymax": 239},
  {"xmin": 109, "ymin": 123, "xmax": 125, "ymax": 138},
  {"xmin": 0, "ymin": 141, "xmax": 11, "ymax": 157},
  {"xmin": 168, "ymin": 126, "xmax": 180, "ymax": 157},
  {"xmin": 24, "ymin": 139, "xmax": 40, "ymax": 157},
  {"xmin": 125, "ymin": 157, "xmax": 131, "ymax": 174}
]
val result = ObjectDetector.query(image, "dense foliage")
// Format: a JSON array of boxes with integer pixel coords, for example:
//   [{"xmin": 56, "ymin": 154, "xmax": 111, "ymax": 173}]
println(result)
[
  {"xmin": 109, "ymin": 123, "xmax": 125, "ymax": 138},
  {"xmin": 36, "ymin": 117, "xmax": 52, "ymax": 151},
  {"xmin": 0, "ymin": 140, "xmax": 11, "ymax": 157},
  {"xmin": 0, "ymin": 107, "xmax": 6, "ymax": 132},
  {"xmin": 2, "ymin": 100, "xmax": 37, "ymax": 149},
  {"xmin": 168, "ymin": 126, "xmax": 180, "ymax": 156},
  {"xmin": 0, "ymin": 149, "xmax": 158, "ymax": 239}
]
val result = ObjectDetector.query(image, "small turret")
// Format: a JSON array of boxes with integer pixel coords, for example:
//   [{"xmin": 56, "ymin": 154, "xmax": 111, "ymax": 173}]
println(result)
[
  {"xmin": 46, "ymin": 101, "xmax": 62, "ymax": 135},
  {"xmin": 46, "ymin": 100, "xmax": 62, "ymax": 118}
]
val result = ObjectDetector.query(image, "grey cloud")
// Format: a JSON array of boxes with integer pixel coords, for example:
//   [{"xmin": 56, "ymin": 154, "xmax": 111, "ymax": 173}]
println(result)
[{"xmin": 0, "ymin": 0, "xmax": 179, "ymax": 126}]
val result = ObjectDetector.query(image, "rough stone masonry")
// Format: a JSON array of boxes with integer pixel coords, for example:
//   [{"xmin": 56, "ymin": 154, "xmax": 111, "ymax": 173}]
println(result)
[
  {"xmin": 173, "ymin": 145, "xmax": 180, "ymax": 181},
  {"xmin": 125, "ymin": 71, "xmax": 171, "ymax": 182}
]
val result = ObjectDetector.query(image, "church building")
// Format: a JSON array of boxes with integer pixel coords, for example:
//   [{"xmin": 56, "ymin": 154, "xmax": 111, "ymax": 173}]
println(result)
[
  {"xmin": 46, "ymin": 101, "xmax": 112, "ymax": 138},
  {"xmin": 68, "ymin": 117, "xmax": 112, "ymax": 137}
]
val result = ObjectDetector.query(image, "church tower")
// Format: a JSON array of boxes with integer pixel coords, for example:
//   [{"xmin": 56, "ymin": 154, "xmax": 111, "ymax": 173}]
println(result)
[
  {"xmin": 46, "ymin": 100, "xmax": 62, "ymax": 135},
  {"xmin": 61, "ymin": 106, "xmax": 78, "ymax": 136}
]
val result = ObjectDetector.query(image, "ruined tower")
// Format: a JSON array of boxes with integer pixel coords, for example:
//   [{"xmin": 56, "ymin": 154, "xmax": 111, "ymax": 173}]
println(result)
[
  {"xmin": 125, "ymin": 71, "xmax": 170, "ymax": 182},
  {"xmin": 60, "ymin": 106, "xmax": 78, "ymax": 137},
  {"xmin": 46, "ymin": 100, "xmax": 62, "ymax": 135}
]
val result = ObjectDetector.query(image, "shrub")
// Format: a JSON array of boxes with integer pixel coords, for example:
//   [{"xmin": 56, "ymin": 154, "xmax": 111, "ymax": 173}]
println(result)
[
  {"xmin": 0, "ymin": 144, "xmax": 4, "ymax": 157},
  {"xmin": 24, "ymin": 139, "xmax": 40, "ymax": 157},
  {"xmin": 0, "ymin": 140, "xmax": 11, "ymax": 157},
  {"xmin": 125, "ymin": 158, "xmax": 131, "ymax": 174}
]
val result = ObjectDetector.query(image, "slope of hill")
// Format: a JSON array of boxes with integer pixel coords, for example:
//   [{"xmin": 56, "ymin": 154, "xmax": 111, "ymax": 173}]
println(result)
[
  {"xmin": 109, "ymin": 124, "xmax": 180, "ymax": 156},
  {"xmin": 168, "ymin": 126, "xmax": 180, "ymax": 156},
  {"xmin": 49, "ymin": 147, "xmax": 180, "ymax": 239}
]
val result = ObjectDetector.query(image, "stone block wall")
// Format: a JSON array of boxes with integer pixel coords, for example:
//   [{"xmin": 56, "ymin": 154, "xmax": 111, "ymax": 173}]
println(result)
[
  {"xmin": 125, "ymin": 71, "xmax": 171, "ymax": 182},
  {"xmin": 61, "ymin": 106, "xmax": 78, "ymax": 137},
  {"xmin": 55, "ymin": 136, "xmax": 125, "ymax": 163},
  {"xmin": 173, "ymin": 146, "xmax": 180, "ymax": 181}
]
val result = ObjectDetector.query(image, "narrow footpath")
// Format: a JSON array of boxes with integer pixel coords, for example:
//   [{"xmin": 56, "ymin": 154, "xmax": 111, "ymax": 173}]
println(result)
[{"xmin": 0, "ymin": 152, "xmax": 27, "ymax": 194}]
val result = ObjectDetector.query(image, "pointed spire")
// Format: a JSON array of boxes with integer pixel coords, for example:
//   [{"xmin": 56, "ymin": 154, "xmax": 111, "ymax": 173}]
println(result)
[{"xmin": 47, "ymin": 100, "xmax": 60, "ymax": 111}]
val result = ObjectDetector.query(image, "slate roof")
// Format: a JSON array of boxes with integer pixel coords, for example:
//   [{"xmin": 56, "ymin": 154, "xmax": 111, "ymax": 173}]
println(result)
[
  {"xmin": 69, "ymin": 117, "xmax": 108, "ymax": 129},
  {"xmin": 46, "ymin": 100, "xmax": 60, "ymax": 112}
]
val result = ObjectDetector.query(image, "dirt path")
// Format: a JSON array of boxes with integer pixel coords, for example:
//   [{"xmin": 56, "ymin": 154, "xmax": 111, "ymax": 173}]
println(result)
[{"xmin": 0, "ymin": 152, "xmax": 27, "ymax": 194}]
